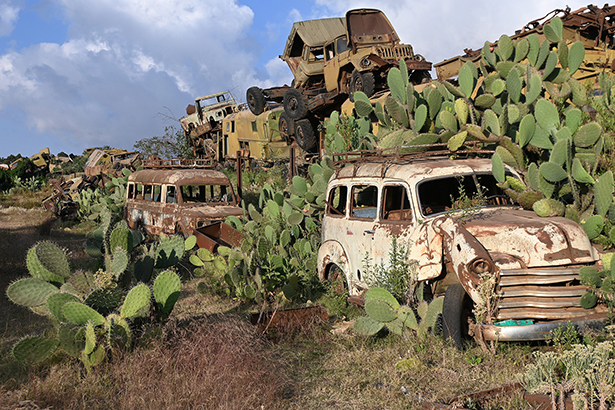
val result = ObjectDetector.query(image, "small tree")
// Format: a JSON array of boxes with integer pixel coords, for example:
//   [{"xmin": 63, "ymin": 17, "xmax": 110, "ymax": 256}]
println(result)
[{"xmin": 133, "ymin": 126, "xmax": 191, "ymax": 158}]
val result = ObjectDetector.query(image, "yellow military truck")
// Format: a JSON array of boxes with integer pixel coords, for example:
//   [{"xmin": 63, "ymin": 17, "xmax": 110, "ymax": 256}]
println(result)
[{"xmin": 435, "ymin": 4, "xmax": 615, "ymax": 82}]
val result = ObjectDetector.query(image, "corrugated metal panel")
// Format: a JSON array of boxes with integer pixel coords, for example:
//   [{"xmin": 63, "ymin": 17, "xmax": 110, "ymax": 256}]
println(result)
[{"xmin": 290, "ymin": 18, "xmax": 345, "ymax": 47}]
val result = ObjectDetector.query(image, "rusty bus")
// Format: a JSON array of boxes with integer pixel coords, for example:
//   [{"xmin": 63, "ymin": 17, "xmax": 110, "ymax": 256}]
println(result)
[{"xmin": 124, "ymin": 159, "xmax": 243, "ymax": 237}]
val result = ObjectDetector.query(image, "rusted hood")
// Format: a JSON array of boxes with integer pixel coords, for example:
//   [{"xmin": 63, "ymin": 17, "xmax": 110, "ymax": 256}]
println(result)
[
  {"xmin": 463, "ymin": 209, "xmax": 597, "ymax": 268},
  {"xmin": 182, "ymin": 205, "xmax": 243, "ymax": 219}
]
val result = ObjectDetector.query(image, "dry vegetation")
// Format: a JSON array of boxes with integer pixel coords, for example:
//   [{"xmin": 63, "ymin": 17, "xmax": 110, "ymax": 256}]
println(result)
[{"xmin": 0, "ymin": 202, "xmax": 535, "ymax": 410}]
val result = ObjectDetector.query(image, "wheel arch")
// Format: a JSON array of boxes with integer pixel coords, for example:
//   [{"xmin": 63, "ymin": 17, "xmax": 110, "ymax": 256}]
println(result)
[{"xmin": 317, "ymin": 240, "xmax": 350, "ymax": 282}]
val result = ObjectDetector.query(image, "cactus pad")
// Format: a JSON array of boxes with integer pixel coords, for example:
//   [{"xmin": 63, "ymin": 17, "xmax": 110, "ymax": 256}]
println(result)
[
  {"xmin": 58, "ymin": 323, "xmax": 85, "ymax": 358},
  {"xmin": 580, "ymin": 291, "xmax": 598, "ymax": 309},
  {"xmin": 109, "ymin": 227, "xmax": 134, "ymax": 255},
  {"xmin": 353, "ymin": 316, "xmax": 384, "ymax": 336},
  {"xmin": 153, "ymin": 271, "xmax": 181, "ymax": 315},
  {"xmin": 67, "ymin": 270, "xmax": 96, "ymax": 296},
  {"xmin": 105, "ymin": 313, "xmax": 132, "ymax": 349},
  {"xmin": 12, "ymin": 336, "xmax": 59, "ymax": 364},
  {"xmin": 62, "ymin": 302, "xmax": 105, "ymax": 326},
  {"xmin": 84, "ymin": 321, "xmax": 97, "ymax": 355},
  {"xmin": 579, "ymin": 267, "xmax": 602, "ymax": 289},
  {"xmin": 365, "ymin": 287, "xmax": 400, "ymax": 309},
  {"xmin": 26, "ymin": 242, "xmax": 70, "ymax": 283},
  {"xmin": 365, "ymin": 299, "xmax": 397, "ymax": 323},
  {"xmin": 7, "ymin": 278, "xmax": 59, "ymax": 307},
  {"xmin": 120, "ymin": 284, "xmax": 151, "ymax": 319},
  {"xmin": 397, "ymin": 305, "xmax": 418, "ymax": 330},
  {"xmin": 47, "ymin": 293, "xmax": 81, "ymax": 322},
  {"xmin": 155, "ymin": 235, "xmax": 185, "ymax": 268},
  {"xmin": 85, "ymin": 288, "xmax": 125, "ymax": 316}
]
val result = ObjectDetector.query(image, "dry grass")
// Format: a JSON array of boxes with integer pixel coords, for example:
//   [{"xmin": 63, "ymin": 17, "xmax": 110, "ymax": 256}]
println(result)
[{"xmin": 0, "ymin": 207, "xmax": 537, "ymax": 410}]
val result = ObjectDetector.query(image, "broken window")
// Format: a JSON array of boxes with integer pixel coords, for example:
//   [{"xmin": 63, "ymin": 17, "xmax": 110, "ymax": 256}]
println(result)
[
  {"xmin": 417, "ymin": 173, "xmax": 511, "ymax": 216},
  {"xmin": 144, "ymin": 185, "xmax": 153, "ymax": 201},
  {"xmin": 308, "ymin": 47, "xmax": 324, "ymax": 62},
  {"xmin": 351, "ymin": 185, "xmax": 378, "ymax": 219},
  {"xmin": 327, "ymin": 185, "xmax": 348, "ymax": 216},
  {"xmin": 336, "ymin": 36, "xmax": 350, "ymax": 53},
  {"xmin": 166, "ymin": 185, "xmax": 177, "ymax": 204},
  {"xmin": 181, "ymin": 185, "xmax": 230, "ymax": 204},
  {"xmin": 136, "ymin": 184, "xmax": 143, "ymax": 200},
  {"xmin": 153, "ymin": 186, "xmax": 161, "ymax": 202},
  {"xmin": 127, "ymin": 183, "xmax": 135, "ymax": 199},
  {"xmin": 381, "ymin": 185, "xmax": 412, "ymax": 221}
]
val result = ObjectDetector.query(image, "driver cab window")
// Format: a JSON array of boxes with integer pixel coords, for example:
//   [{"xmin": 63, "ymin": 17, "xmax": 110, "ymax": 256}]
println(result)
[
  {"xmin": 327, "ymin": 185, "xmax": 347, "ymax": 216},
  {"xmin": 351, "ymin": 185, "xmax": 378, "ymax": 219},
  {"xmin": 381, "ymin": 185, "xmax": 412, "ymax": 221}
]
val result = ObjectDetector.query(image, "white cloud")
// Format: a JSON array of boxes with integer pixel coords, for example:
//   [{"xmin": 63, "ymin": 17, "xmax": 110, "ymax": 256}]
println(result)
[
  {"xmin": 0, "ymin": 1, "xmax": 19, "ymax": 37},
  {"xmin": 0, "ymin": 0, "xmax": 267, "ymax": 153}
]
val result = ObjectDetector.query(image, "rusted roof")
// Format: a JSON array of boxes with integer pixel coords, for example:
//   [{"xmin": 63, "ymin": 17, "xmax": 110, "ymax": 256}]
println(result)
[
  {"xmin": 287, "ymin": 18, "xmax": 345, "ymax": 48},
  {"xmin": 128, "ymin": 169, "xmax": 231, "ymax": 186}
]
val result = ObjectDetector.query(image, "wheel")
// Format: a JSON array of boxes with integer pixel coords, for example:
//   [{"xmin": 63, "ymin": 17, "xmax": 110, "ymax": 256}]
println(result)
[
  {"xmin": 349, "ymin": 69, "xmax": 376, "ymax": 101},
  {"xmin": 278, "ymin": 112, "xmax": 294, "ymax": 141},
  {"xmin": 283, "ymin": 88, "xmax": 308, "ymax": 120},
  {"xmin": 442, "ymin": 283, "xmax": 474, "ymax": 350},
  {"xmin": 294, "ymin": 119, "xmax": 317, "ymax": 152},
  {"xmin": 246, "ymin": 86, "xmax": 266, "ymax": 115},
  {"xmin": 327, "ymin": 264, "xmax": 347, "ymax": 295}
]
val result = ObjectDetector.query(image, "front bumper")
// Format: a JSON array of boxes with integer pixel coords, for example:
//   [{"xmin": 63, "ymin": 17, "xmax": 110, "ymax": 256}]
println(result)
[{"xmin": 475, "ymin": 314, "xmax": 608, "ymax": 342}]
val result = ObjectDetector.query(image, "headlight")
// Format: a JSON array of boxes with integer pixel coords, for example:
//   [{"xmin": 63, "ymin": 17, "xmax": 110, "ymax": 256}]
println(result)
[
  {"xmin": 469, "ymin": 258, "xmax": 494, "ymax": 275},
  {"xmin": 360, "ymin": 58, "xmax": 371, "ymax": 68}
]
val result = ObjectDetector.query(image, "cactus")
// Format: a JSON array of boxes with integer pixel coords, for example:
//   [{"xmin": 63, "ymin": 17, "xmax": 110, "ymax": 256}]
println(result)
[
  {"xmin": 58, "ymin": 323, "xmax": 85, "ymax": 358},
  {"xmin": 120, "ymin": 284, "xmax": 151, "ymax": 319},
  {"xmin": 110, "ymin": 227, "xmax": 134, "ymax": 255},
  {"xmin": 85, "ymin": 288, "xmax": 125, "ymax": 316},
  {"xmin": 155, "ymin": 234, "xmax": 185, "ymax": 268},
  {"xmin": 105, "ymin": 313, "xmax": 132, "ymax": 349},
  {"xmin": 26, "ymin": 241, "xmax": 71, "ymax": 283},
  {"xmin": 153, "ymin": 271, "xmax": 181, "ymax": 316},
  {"xmin": 12, "ymin": 336, "xmax": 59, "ymax": 364},
  {"xmin": 580, "ymin": 291, "xmax": 598, "ymax": 309},
  {"xmin": 47, "ymin": 293, "xmax": 81, "ymax": 322},
  {"xmin": 62, "ymin": 302, "xmax": 106, "ymax": 326},
  {"xmin": 6, "ymin": 278, "xmax": 59, "ymax": 308}
]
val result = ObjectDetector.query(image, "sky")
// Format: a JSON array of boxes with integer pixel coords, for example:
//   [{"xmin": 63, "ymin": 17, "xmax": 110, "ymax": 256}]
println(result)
[{"xmin": 0, "ymin": 0, "xmax": 592, "ymax": 158}]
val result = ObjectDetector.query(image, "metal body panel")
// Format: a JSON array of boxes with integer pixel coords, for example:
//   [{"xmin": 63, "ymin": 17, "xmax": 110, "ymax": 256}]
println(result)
[
  {"xmin": 124, "ymin": 169, "xmax": 242, "ymax": 237},
  {"xmin": 318, "ymin": 157, "xmax": 605, "ymax": 339}
]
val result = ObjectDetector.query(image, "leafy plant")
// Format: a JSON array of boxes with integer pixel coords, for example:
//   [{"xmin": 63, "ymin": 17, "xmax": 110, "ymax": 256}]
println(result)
[
  {"xmin": 353, "ymin": 287, "xmax": 443, "ymax": 338},
  {"xmin": 189, "ymin": 158, "xmax": 335, "ymax": 305},
  {"xmin": 6, "ymin": 224, "xmax": 188, "ymax": 370}
]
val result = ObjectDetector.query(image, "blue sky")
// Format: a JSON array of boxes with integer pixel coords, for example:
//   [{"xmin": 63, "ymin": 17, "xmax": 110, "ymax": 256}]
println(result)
[{"xmin": 0, "ymin": 0, "xmax": 590, "ymax": 158}]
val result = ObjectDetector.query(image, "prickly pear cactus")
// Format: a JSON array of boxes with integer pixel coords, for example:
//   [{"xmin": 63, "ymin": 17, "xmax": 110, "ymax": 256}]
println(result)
[
  {"xmin": 26, "ymin": 241, "xmax": 71, "ymax": 284},
  {"xmin": 120, "ymin": 284, "xmax": 151, "ymax": 319},
  {"xmin": 12, "ymin": 336, "xmax": 59, "ymax": 364},
  {"xmin": 153, "ymin": 270, "xmax": 181, "ymax": 316}
]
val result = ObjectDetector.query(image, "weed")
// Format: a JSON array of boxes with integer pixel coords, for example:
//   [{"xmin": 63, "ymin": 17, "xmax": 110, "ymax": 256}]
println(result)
[
  {"xmin": 547, "ymin": 321, "xmax": 581, "ymax": 352},
  {"xmin": 363, "ymin": 236, "xmax": 418, "ymax": 304}
]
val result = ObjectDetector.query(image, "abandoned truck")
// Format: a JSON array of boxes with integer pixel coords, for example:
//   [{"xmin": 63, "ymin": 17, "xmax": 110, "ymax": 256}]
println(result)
[
  {"xmin": 123, "ymin": 160, "xmax": 243, "ymax": 237},
  {"xmin": 435, "ymin": 4, "xmax": 615, "ymax": 81},
  {"xmin": 317, "ymin": 155, "xmax": 607, "ymax": 345},
  {"xmin": 179, "ymin": 91, "xmax": 242, "ymax": 158},
  {"xmin": 246, "ymin": 8, "xmax": 432, "ymax": 152}
]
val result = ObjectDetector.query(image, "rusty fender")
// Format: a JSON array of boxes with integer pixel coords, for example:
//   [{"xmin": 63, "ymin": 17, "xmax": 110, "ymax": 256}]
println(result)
[
  {"xmin": 412, "ymin": 216, "xmax": 499, "ymax": 303},
  {"xmin": 317, "ymin": 240, "xmax": 349, "ymax": 282}
]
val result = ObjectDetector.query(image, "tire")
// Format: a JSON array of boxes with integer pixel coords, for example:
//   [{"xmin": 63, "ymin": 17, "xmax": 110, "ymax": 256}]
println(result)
[
  {"xmin": 327, "ymin": 264, "xmax": 347, "ymax": 295},
  {"xmin": 246, "ymin": 86, "xmax": 266, "ymax": 115},
  {"xmin": 294, "ymin": 119, "xmax": 317, "ymax": 152},
  {"xmin": 442, "ymin": 283, "xmax": 473, "ymax": 350},
  {"xmin": 283, "ymin": 88, "xmax": 309, "ymax": 120},
  {"xmin": 349, "ymin": 69, "xmax": 376, "ymax": 100},
  {"xmin": 278, "ymin": 112, "xmax": 294, "ymax": 141}
]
